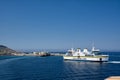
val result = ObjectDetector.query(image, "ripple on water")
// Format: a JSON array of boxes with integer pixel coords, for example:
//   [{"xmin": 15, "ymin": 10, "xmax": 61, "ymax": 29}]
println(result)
[{"xmin": 0, "ymin": 55, "xmax": 120, "ymax": 80}]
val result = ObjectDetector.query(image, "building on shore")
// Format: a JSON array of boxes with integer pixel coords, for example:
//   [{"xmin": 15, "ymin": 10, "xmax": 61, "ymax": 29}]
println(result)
[{"xmin": 33, "ymin": 52, "xmax": 50, "ymax": 56}]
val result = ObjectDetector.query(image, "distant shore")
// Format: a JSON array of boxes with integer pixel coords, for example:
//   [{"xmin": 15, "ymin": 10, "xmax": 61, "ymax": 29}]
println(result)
[{"xmin": 13, "ymin": 52, "xmax": 65, "ymax": 57}]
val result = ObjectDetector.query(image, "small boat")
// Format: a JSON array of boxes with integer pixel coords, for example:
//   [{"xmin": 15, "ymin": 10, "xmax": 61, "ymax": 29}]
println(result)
[{"xmin": 63, "ymin": 46, "xmax": 109, "ymax": 62}]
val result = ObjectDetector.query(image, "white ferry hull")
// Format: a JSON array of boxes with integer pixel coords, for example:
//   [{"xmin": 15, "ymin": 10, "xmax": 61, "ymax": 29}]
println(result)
[{"xmin": 63, "ymin": 55, "xmax": 109, "ymax": 62}]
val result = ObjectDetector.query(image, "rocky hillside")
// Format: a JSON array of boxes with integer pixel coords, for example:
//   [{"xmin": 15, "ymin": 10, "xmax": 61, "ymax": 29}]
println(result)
[{"xmin": 0, "ymin": 45, "xmax": 19, "ymax": 55}]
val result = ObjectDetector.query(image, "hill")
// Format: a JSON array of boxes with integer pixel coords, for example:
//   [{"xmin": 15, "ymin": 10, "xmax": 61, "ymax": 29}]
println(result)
[{"xmin": 0, "ymin": 45, "xmax": 19, "ymax": 55}]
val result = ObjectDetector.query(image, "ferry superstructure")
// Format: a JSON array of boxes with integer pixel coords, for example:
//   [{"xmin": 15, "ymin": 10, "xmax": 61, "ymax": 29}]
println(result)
[{"xmin": 63, "ymin": 46, "xmax": 109, "ymax": 62}]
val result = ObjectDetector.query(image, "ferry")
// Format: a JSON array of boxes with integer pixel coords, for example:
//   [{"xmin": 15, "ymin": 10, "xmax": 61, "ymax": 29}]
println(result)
[{"xmin": 63, "ymin": 46, "xmax": 109, "ymax": 62}]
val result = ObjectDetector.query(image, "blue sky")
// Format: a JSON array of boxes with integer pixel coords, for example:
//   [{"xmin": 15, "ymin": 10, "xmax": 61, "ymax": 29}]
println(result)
[{"xmin": 0, "ymin": 0, "xmax": 120, "ymax": 51}]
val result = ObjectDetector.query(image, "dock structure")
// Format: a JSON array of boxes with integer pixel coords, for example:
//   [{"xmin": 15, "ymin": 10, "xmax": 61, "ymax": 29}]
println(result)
[
  {"xmin": 50, "ymin": 53, "xmax": 65, "ymax": 56},
  {"xmin": 13, "ymin": 52, "xmax": 65, "ymax": 57},
  {"xmin": 105, "ymin": 76, "xmax": 120, "ymax": 80}
]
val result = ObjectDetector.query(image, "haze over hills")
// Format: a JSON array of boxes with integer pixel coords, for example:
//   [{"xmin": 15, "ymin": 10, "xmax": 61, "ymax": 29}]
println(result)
[{"xmin": 15, "ymin": 48, "xmax": 120, "ymax": 53}]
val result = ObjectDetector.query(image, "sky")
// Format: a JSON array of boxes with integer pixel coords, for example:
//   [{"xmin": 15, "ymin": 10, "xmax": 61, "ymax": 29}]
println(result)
[{"xmin": 0, "ymin": 0, "xmax": 120, "ymax": 51}]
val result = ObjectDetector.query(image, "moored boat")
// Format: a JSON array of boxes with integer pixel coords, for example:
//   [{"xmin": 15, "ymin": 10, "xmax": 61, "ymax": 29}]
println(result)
[{"xmin": 63, "ymin": 46, "xmax": 109, "ymax": 62}]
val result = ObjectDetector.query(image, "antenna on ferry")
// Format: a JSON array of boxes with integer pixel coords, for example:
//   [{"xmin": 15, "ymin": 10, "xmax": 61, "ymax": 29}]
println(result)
[{"xmin": 92, "ymin": 41, "xmax": 95, "ymax": 51}]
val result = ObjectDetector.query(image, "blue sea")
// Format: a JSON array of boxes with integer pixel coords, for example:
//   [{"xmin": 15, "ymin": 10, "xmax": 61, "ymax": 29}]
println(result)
[{"xmin": 0, "ymin": 52, "xmax": 120, "ymax": 80}]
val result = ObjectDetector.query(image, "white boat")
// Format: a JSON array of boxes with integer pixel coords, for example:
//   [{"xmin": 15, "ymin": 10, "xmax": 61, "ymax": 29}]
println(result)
[{"xmin": 63, "ymin": 46, "xmax": 109, "ymax": 62}]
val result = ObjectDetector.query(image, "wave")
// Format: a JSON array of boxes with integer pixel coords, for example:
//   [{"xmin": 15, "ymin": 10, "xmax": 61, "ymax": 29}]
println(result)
[
  {"xmin": 0, "ymin": 56, "xmax": 28, "ymax": 64},
  {"xmin": 107, "ymin": 61, "xmax": 120, "ymax": 64}
]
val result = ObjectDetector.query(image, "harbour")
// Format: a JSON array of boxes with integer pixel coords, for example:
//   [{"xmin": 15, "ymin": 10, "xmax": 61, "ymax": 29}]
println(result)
[
  {"xmin": 13, "ymin": 52, "xmax": 65, "ymax": 56},
  {"xmin": 0, "ymin": 0, "xmax": 120, "ymax": 80}
]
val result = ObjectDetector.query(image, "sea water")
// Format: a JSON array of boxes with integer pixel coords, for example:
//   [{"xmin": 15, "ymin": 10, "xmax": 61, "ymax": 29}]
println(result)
[{"xmin": 0, "ymin": 52, "xmax": 120, "ymax": 80}]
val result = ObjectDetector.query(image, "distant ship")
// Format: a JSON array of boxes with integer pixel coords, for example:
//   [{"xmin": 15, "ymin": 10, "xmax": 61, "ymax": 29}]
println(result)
[{"xmin": 63, "ymin": 46, "xmax": 109, "ymax": 62}]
